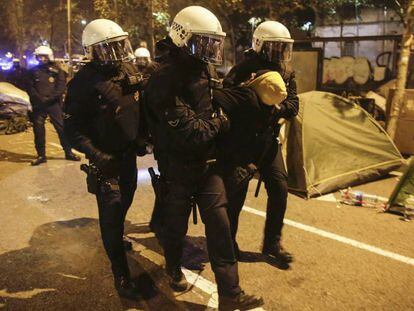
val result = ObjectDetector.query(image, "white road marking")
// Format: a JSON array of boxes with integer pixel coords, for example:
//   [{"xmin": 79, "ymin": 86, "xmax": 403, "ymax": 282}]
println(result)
[
  {"xmin": 0, "ymin": 288, "xmax": 56, "ymax": 299},
  {"xmin": 243, "ymin": 205, "xmax": 414, "ymax": 266},
  {"xmin": 57, "ymin": 273, "xmax": 87, "ymax": 280},
  {"xmin": 128, "ymin": 233, "xmax": 265, "ymax": 310},
  {"xmin": 314, "ymin": 193, "xmax": 337, "ymax": 202}
]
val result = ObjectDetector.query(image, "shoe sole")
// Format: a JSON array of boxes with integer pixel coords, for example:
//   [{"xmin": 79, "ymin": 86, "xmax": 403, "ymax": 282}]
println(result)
[
  {"xmin": 31, "ymin": 161, "xmax": 47, "ymax": 166},
  {"xmin": 219, "ymin": 301, "xmax": 265, "ymax": 311},
  {"xmin": 169, "ymin": 282, "xmax": 188, "ymax": 292}
]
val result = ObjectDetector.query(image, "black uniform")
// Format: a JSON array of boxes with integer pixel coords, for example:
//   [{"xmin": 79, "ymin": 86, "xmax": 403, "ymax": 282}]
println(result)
[
  {"xmin": 144, "ymin": 44, "xmax": 242, "ymax": 297},
  {"xmin": 27, "ymin": 62, "xmax": 71, "ymax": 157},
  {"xmin": 223, "ymin": 50, "xmax": 299, "ymax": 255},
  {"xmin": 64, "ymin": 62, "xmax": 142, "ymax": 280}
]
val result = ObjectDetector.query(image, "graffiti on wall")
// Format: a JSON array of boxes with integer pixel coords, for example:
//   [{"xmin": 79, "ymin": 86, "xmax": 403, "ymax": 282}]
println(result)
[
  {"xmin": 322, "ymin": 56, "xmax": 372, "ymax": 86},
  {"xmin": 322, "ymin": 52, "xmax": 392, "ymax": 87}
]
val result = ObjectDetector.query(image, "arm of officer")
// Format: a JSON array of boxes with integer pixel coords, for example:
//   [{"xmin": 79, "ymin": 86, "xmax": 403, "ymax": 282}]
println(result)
[
  {"xmin": 163, "ymin": 97, "xmax": 229, "ymax": 147},
  {"xmin": 277, "ymin": 72, "xmax": 299, "ymax": 119},
  {"xmin": 213, "ymin": 86, "xmax": 262, "ymax": 117},
  {"xmin": 64, "ymin": 84, "xmax": 99, "ymax": 158},
  {"xmin": 26, "ymin": 70, "xmax": 46, "ymax": 104},
  {"xmin": 51, "ymin": 69, "xmax": 67, "ymax": 101}
]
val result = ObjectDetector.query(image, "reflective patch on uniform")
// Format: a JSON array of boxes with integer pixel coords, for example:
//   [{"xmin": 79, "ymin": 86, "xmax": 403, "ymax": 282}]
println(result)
[
  {"xmin": 48, "ymin": 76, "xmax": 55, "ymax": 83},
  {"xmin": 134, "ymin": 91, "xmax": 140, "ymax": 101},
  {"xmin": 168, "ymin": 119, "xmax": 179, "ymax": 127}
]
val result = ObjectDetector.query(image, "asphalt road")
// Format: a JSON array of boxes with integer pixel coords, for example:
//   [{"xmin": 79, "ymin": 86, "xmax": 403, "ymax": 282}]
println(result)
[{"xmin": 0, "ymin": 124, "xmax": 413, "ymax": 310}]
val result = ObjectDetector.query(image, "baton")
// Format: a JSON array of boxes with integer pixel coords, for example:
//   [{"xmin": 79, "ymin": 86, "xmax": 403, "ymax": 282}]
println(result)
[
  {"xmin": 254, "ymin": 175, "xmax": 262, "ymax": 198},
  {"xmin": 191, "ymin": 197, "xmax": 198, "ymax": 225}
]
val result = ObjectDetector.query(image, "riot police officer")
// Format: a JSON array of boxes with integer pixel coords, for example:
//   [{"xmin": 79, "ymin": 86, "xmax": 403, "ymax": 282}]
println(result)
[
  {"xmin": 6, "ymin": 58, "xmax": 28, "ymax": 90},
  {"xmin": 27, "ymin": 46, "xmax": 80, "ymax": 165},
  {"xmin": 223, "ymin": 21, "xmax": 299, "ymax": 267},
  {"xmin": 144, "ymin": 6, "xmax": 264, "ymax": 310},
  {"xmin": 64, "ymin": 19, "xmax": 143, "ymax": 300},
  {"xmin": 134, "ymin": 47, "xmax": 152, "ymax": 72}
]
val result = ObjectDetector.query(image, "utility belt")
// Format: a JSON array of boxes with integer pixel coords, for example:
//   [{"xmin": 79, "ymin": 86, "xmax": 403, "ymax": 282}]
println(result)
[
  {"xmin": 80, "ymin": 146, "xmax": 135, "ymax": 195},
  {"xmin": 81, "ymin": 163, "xmax": 122, "ymax": 195}
]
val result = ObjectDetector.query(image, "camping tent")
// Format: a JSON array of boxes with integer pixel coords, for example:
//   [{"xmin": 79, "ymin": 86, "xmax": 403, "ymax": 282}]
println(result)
[
  {"xmin": 387, "ymin": 158, "xmax": 414, "ymax": 214},
  {"xmin": 286, "ymin": 91, "xmax": 404, "ymax": 198}
]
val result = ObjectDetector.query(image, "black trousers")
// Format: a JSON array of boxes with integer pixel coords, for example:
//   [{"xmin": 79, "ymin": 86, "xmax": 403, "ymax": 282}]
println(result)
[
  {"xmin": 32, "ymin": 103, "xmax": 71, "ymax": 156},
  {"xmin": 227, "ymin": 143, "xmax": 288, "ymax": 249},
  {"xmin": 160, "ymin": 158, "xmax": 241, "ymax": 297},
  {"xmin": 95, "ymin": 151, "xmax": 137, "ymax": 278}
]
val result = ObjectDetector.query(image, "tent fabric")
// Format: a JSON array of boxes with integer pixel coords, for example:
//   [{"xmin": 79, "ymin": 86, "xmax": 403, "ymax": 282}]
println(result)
[
  {"xmin": 286, "ymin": 91, "xmax": 404, "ymax": 198},
  {"xmin": 387, "ymin": 158, "xmax": 414, "ymax": 212}
]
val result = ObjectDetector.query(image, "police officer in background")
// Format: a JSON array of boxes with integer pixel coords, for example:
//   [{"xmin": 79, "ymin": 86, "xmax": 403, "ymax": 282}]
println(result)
[
  {"xmin": 64, "ymin": 19, "xmax": 143, "ymax": 300},
  {"xmin": 27, "ymin": 46, "xmax": 80, "ymax": 166},
  {"xmin": 144, "ymin": 6, "xmax": 264, "ymax": 310},
  {"xmin": 6, "ymin": 58, "xmax": 28, "ymax": 90},
  {"xmin": 134, "ymin": 47, "xmax": 152, "ymax": 72},
  {"xmin": 223, "ymin": 21, "xmax": 299, "ymax": 267}
]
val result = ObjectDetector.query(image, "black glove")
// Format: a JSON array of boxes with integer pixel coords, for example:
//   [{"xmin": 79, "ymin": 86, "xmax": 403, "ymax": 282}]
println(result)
[
  {"xmin": 94, "ymin": 80, "xmax": 123, "ymax": 105},
  {"xmin": 218, "ymin": 108, "xmax": 231, "ymax": 133},
  {"xmin": 91, "ymin": 150, "xmax": 120, "ymax": 177}
]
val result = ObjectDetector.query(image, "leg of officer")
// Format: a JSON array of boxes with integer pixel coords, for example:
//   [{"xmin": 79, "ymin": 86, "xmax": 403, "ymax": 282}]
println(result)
[
  {"xmin": 196, "ymin": 169, "xmax": 240, "ymax": 297},
  {"xmin": 119, "ymin": 150, "xmax": 137, "ymax": 217},
  {"xmin": 260, "ymin": 144, "xmax": 291, "ymax": 261},
  {"xmin": 47, "ymin": 103, "xmax": 79, "ymax": 161},
  {"xmin": 96, "ymin": 152, "xmax": 137, "ymax": 280},
  {"xmin": 162, "ymin": 180, "xmax": 192, "ymax": 291},
  {"xmin": 31, "ymin": 109, "xmax": 47, "ymax": 161},
  {"xmin": 226, "ymin": 184, "xmax": 248, "ymax": 253}
]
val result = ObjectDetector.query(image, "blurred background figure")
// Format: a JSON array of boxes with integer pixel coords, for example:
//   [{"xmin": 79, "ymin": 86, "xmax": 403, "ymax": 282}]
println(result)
[
  {"xmin": 5, "ymin": 58, "xmax": 28, "ymax": 91},
  {"xmin": 134, "ymin": 47, "xmax": 152, "ymax": 72},
  {"xmin": 27, "ymin": 45, "xmax": 80, "ymax": 166}
]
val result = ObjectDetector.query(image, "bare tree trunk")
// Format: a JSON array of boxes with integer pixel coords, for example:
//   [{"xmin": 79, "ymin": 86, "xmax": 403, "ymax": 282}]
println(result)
[
  {"xmin": 387, "ymin": 1, "xmax": 414, "ymax": 140},
  {"xmin": 11, "ymin": 0, "xmax": 25, "ymax": 59},
  {"xmin": 149, "ymin": 0, "xmax": 155, "ymax": 56}
]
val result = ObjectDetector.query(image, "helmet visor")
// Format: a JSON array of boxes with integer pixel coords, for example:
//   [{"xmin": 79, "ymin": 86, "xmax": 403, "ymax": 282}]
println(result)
[
  {"xmin": 135, "ymin": 57, "xmax": 150, "ymax": 67},
  {"xmin": 92, "ymin": 37, "xmax": 135, "ymax": 62},
  {"xmin": 186, "ymin": 34, "xmax": 225, "ymax": 65},
  {"xmin": 262, "ymin": 41, "xmax": 293, "ymax": 62}
]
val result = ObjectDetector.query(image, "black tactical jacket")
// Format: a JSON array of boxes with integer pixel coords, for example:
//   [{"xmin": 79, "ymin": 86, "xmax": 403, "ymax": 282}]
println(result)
[
  {"xmin": 64, "ymin": 62, "xmax": 143, "ymax": 158},
  {"xmin": 27, "ymin": 63, "xmax": 66, "ymax": 107},
  {"xmin": 144, "ymin": 47, "xmax": 228, "ymax": 163},
  {"xmin": 213, "ymin": 86, "xmax": 270, "ymax": 166}
]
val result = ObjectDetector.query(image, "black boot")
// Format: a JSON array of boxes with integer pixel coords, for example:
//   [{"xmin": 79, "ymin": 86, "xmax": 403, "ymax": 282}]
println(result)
[
  {"xmin": 123, "ymin": 237, "xmax": 133, "ymax": 252},
  {"xmin": 219, "ymin": 291, "xmax": 264, "ymax": 310},
  {"xmin": 262, "ymin": 241, "xmax": 293, "ymax": 267},
  {"xmin": 65, "ymin": 152, "xmax": 81, "ymax": 161},
  {"xmin": 166, "ymin": 266, "xmax": 188, "ymax": 292},
  {"xmin": 114, "ymin": 276, "xmax": 140, "ymax": 300},
  {"xmin": 31, "ymin": 156, "xmax": 47, "ymax": 166}
]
